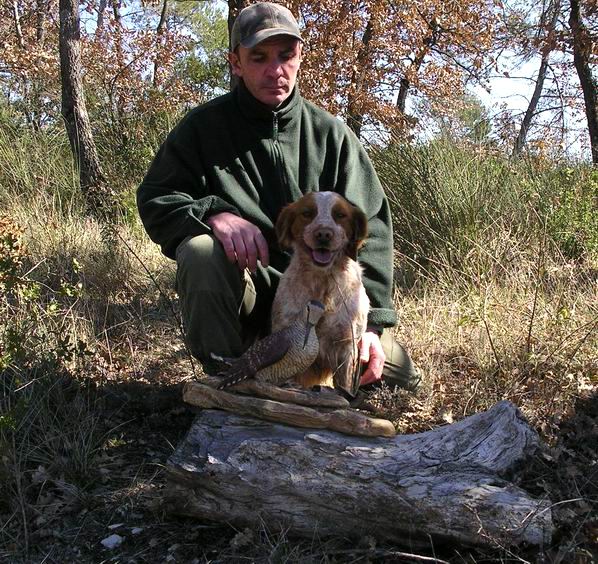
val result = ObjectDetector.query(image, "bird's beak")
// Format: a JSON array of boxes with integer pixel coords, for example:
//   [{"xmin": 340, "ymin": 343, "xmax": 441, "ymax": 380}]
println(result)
[{"xmin": 303, "ymin": 321, "xmax": 313, "ymax": 349}]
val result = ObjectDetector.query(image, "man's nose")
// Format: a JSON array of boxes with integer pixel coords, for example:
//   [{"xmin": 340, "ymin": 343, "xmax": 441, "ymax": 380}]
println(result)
[{"xmin": 266, "ymin": 59, "xmax": 284, "ymax": 77}]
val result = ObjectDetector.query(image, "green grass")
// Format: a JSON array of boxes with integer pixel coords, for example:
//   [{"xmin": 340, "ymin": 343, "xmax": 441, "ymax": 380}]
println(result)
[{"xmin": 373, "ymin": 139, "xmax": 597, "ymax": 286}]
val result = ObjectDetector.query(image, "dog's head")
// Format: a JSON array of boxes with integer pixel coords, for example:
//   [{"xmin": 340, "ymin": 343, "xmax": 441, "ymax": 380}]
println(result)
[{"xmin": 276, "ymin": 191, "xmax": 368, "ymax": 266}]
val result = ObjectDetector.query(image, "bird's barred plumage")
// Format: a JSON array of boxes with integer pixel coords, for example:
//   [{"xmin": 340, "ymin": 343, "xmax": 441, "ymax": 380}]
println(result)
[{"xmin": 215, "ymin": 300, "xmax": 325, "ymax": 390}]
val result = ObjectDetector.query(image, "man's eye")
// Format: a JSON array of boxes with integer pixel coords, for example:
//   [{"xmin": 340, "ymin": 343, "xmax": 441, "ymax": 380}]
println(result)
[{"xmin": 251, "ymin": 56, "xmax": 265, "ymax": 63}]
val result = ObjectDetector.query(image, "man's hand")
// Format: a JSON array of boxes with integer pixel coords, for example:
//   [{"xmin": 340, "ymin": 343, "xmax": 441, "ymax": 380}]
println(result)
[
  {"xmin": 206, "ymin": 212, "xmax": 269, "ymax": 273},
  {"xmin": 358, "ymin": 331, "xmax": 385, "ymax": 386}
]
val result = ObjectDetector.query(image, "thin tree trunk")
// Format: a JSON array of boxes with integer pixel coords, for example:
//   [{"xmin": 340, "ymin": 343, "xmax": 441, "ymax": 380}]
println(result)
[
  {"xmin": 96, "ymin": 0, "xmax": 108, "ymax": 35},
  {"xmin": 228, "ymin": 0, "xmax": 249, "ymax": 90},
  {"xmin": 396, "ymin": 46, "xmax": 428, "ymax": 115},
  {"xmin": 569, "ymin": 0, "xmax": 598, "ymax": 163},
  {"xmin": 513, "ymin": 59, "xmax": 551, "ymax": 156},
  {"xmin": 152, "ymin": 0, "xmax": 169, "ymax": 88},
  {"xmin": 35, "ymin": 0, "xmax": 48, "ymax": 44},
  {"xmin": 59, "ymin": 0, "xmax": 111, "ymax": 218},
  {"xmin": 12, "ymin": 1, "xmax": 25, "ymax": 48},
  {"xmin": 347, "ymin": 17, "xmax": 374, "ymax": 139},
  {"xmin": 513, "ymin": 0, "xmax": 560, "ymax": 157}
]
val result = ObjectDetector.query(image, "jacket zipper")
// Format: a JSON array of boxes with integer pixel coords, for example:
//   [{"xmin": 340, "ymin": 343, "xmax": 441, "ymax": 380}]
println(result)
[{"xmin": 271, "ymin": 113, "xmax": 288, "ymax": 206}]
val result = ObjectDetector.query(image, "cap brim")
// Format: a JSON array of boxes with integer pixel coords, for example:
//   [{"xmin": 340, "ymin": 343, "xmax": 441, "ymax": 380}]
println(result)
[{"xmin": 240, "ymin": 28, "xmax": 303, "ymax": 49}]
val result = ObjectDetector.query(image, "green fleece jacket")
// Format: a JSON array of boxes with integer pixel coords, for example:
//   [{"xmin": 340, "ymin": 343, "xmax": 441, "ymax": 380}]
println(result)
[{"xmin": 137, "ymin": 83, "xmax": 396, "ymax": 328}]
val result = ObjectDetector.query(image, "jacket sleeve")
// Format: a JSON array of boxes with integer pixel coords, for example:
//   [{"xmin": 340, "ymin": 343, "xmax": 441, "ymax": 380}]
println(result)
[
  {"xmin": 336, "ymin": 132, "xmax": 397, "ymax": 329},
  {"xmin": 136, "ymin": 118, "xmax": 240, "ymax": 259}
]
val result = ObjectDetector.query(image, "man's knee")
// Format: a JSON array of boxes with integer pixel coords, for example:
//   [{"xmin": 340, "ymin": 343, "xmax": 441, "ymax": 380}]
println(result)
[
  {"xmin": 177, "ymin": 234, "xmax": 225, "ymax": 271},
  {"xmin": 380, "ymin": 332, "xmax": 422, "ymax": 392},
  {"xmin": 176, "ymin": 234, "xmax": 240, "ymax": 292}
]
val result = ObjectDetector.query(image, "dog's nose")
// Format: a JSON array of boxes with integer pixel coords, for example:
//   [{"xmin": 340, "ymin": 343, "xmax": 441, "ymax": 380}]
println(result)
[{"xmin": 315, "ymin": 228, "xmax": 333, "ymax": 245}]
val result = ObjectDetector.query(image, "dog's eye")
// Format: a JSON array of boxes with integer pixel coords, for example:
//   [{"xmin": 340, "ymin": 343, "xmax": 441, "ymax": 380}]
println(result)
[
  {"xmin": 333, "ymin": 211, "xmax": 347, "ymax": 220},
  {"xmin": 302, "ymin": 209, "xmax": 314, "ymax": 218}
]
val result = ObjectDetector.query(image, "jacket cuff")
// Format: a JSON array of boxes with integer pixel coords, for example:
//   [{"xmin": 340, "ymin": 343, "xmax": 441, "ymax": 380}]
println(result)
[
  {"xmin": 366, "ymin": 307, "xmax": 397, "ymax": 329},
  {"xmin": 203, "ymin": 196, "xmax": 241, "ymax": 221}
]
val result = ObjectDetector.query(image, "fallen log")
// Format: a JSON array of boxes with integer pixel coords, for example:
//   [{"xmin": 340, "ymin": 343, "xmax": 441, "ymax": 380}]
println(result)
[{"xmin": 165, "ymin": 400, "xmax": 553, "ymax": 549}]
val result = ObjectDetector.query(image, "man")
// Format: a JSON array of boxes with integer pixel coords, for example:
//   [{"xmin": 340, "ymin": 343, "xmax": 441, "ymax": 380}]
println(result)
[{"xmin": 137, "ymin": 2, "xmax": 420, "ymax": 392}]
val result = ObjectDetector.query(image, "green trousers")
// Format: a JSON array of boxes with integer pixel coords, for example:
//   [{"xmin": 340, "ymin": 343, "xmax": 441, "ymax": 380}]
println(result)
[{"xmin": 176, "ymin": 235, "xmax": 421, "ymax": 391}]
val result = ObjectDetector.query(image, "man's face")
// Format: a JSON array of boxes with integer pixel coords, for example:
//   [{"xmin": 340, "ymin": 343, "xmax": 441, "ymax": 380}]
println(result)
[{"xmin": 229, "ymin": 36, "xmax": 302, "ymax": 108}]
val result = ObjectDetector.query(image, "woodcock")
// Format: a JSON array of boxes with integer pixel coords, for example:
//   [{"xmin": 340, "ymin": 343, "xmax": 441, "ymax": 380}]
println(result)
[{"xmin": 214, "ymin": 300, "xmax": 325, "ymax": 390}]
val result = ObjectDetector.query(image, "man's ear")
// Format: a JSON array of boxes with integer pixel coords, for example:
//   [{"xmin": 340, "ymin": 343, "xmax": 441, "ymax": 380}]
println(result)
[
  {"xmin": 275, "ymin": 204, "xmax": 296, "ymax": 250},
  {"xmin": 346, "ymin": 206, "xmax": 368, "ymax": 260},
  {"xmin": 228, "ymin": 51, "xmax": 242, "ymax": 78}
]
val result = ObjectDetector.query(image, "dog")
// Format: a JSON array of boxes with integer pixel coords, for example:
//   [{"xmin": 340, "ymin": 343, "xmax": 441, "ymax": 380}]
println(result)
[{"xmin": 271, "ymin": 191, "xmax": 370, "ymax": 394}]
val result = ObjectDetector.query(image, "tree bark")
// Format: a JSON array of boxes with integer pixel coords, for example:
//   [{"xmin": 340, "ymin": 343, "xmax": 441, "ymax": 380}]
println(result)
[
  {"xmin": 166, "ymin": 401, "xmax": 553, "ymax": 548},
  {"xmin": 513, "ymin": 0, "xmax": 560, "ymax": 157},
  {"xmin": 395, "ymin": 27, "xmax": 437, "ymax": 115},
  {"xmin": 569, "ymin": 0, "xmax": 598, "ymax": 163},
  {"xmin": 152, "ymin": 0, "xmax": 169, "ymax": 88},
  {"xmin": 35, "ymin": 0, "xmax": 48, "ymax": 44},
  {"xmin": 12, "ymin": 1, "xmax": 25, "ymax": 48},
  {"xmin": 347, "ymin": 18, "xmax": 374, "ymax": 139},
  {"xmin": 183, "ymin": 380, "xmax": 396, "ymax": 437},
  {"xmin": 59, "ymin": 0, "xmax": 111, "ymax": 217},
  {"xmin": 96, "ymin": 0, "xmax": 108, "ymax": 35},
  {"xmin": 227, "ymin": 0, "xmax": 249, "ymax": 90}
]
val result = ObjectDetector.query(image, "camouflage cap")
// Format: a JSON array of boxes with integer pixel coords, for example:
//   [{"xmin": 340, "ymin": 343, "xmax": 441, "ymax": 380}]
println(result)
[{"xmin": 231, "ymin": 2, "xmax": 302, "ymax": 51}]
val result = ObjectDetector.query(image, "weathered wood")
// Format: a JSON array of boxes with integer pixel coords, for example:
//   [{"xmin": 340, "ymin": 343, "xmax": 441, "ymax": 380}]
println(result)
[
  {"xmin": 183, "ymin": 381, "xmax": 395, "ymax": 438},
  {"xmin": 166, "ymin": 401, "xmax": 552, "ymax": 548},
  {"xmin": 197, "ymin": 376, "xmax": 350, "ymax": 408}
]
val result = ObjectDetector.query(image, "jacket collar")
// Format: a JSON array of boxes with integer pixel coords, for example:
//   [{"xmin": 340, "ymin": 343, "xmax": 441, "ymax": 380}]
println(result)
[{"xmin": 235, "ymin": 80, "xmax": 301, "ymax": 131}]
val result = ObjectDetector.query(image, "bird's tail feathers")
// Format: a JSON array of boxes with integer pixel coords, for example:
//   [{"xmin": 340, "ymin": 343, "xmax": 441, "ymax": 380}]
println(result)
[{"xmin": 216, "ymin": 367, "xmax": 250, "ymax": 390}]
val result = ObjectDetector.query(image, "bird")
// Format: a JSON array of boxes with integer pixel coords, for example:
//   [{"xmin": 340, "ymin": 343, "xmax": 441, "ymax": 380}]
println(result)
[{"xmin": 213, "ymin": 300, "xmax": 325, "ymax": 390}]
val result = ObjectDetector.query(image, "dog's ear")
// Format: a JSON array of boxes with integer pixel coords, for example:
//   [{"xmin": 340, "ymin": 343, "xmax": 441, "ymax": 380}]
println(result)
[
  {"xmin": 346, "ymin": 206, "xmax": 368, "ymax": 260},
  {"xmin": 275, "ymin": 203, "xmax": 296, "ymax": 250}
]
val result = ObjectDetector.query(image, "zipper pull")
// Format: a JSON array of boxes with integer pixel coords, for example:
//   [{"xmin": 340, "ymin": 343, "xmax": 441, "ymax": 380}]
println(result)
[{"xmin": 272, "ymin": 114, "xmax": 278, "ymax": 140}]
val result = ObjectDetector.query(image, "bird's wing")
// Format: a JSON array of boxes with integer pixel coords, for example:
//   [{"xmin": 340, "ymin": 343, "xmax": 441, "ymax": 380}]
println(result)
[{"xmin": 216, "ymin": 328, "xmax": 293, "ymax": 390}]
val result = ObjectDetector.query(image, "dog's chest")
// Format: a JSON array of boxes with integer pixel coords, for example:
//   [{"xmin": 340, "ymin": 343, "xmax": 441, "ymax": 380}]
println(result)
[{"xmin": 271, "ymin": 262, "xmax": 368, "ymax": 338}]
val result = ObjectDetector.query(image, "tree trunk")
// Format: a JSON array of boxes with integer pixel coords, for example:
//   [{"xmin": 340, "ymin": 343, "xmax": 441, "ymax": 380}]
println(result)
[
  {"xmin": 347, "ymin": 17, "xmax": 374, "ymax": 139},
  {"xmin": 59, "ymin": 0, "xmax": 111, "ymax": 218},
  {"xmin": 12, "ymin": 1, "xmax": 25, "ymax": 48},
  {"xmin": 395, "ymin": 27, "xmax": 436, "ymax": 116},
  {"xmin": 392, "ymin": 30, "xmax": 436, "ymax": 142},
  {"xmin": 165, "ymin": 401, "xmax": 553, "ymax": 548},
  {"xmin": 96, "ymin": 0, "xmax": 108, "ymax": 35},
  {"xmin": 512, "ymin": 58, "xmax": 551, "ymax": 157},
  {"xmin": 152, "ymin": 0, "xmax": 169, "ymax": 88},
  {"xmin": 513, "ymin": 0, "xmax": 560, "ymax": 157},
  {"xmin": 228, "ymin": 0, "xmax": 249, "ymax": 91},
  {"xmin": 569, "ymin": 0, "xmax": 598, "ymax": 163},
  {"xmin": 35, "ymin": 0, "xmax": 48, "ymax": 44}
]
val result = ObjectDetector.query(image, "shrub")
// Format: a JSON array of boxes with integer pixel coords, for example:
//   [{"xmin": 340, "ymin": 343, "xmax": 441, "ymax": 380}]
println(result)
[{"xmin": 372, "ymin": 140, "xmax": 597, "ymax": 285}]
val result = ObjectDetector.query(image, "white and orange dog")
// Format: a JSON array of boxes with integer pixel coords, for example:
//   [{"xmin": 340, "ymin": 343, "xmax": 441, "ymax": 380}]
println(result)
[{"xmin": 271, "ymin": 191, "xmax": 370, "ymax": 394}]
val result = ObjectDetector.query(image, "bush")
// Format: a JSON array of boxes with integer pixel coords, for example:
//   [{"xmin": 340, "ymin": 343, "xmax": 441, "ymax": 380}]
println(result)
[{"xmin": 372, "ymin": 140, "xmax": 597, "ymax": 285}]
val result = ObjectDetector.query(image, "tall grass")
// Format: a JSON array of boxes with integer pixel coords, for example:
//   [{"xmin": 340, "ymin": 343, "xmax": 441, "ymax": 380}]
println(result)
[
  {"xmin": 371, "ymin": 140, "xmax": 597, "ymax": 434},
  {"xmin": 373, "ymin": 140, "xmax": 597, "ymax": 287},
  {"xmin": 0, "ymin": 127, "xmax": 176, "ymax": 558}
]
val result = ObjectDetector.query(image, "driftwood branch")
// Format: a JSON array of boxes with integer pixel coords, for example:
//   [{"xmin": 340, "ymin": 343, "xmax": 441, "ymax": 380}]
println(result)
[
  {"xmin": 195, "ymin": 376, "xmax": 350, "ymax": 408},
  {"xmin": 183, "ymin": 381, "xmax": 396, "ymax": 438},
  {"xmin": 166, "ymin": 401, "xmax": 552, "ymax": 548}
]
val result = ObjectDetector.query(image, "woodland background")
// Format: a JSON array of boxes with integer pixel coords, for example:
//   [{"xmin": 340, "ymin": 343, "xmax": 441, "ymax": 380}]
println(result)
[{"xmin": 0, "ymin": 1, "xmax": 597, "ymax": 562}]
